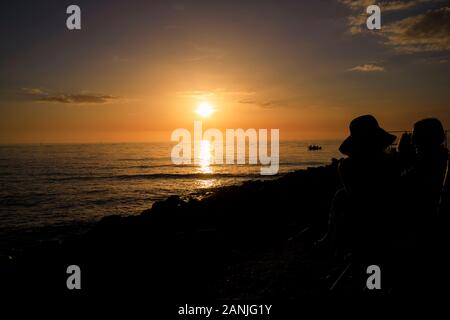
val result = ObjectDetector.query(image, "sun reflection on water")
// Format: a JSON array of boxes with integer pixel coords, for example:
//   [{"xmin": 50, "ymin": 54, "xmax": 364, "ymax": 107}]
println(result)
[{"xmin": 199, "ymin": 139, "xmax": 212, "ymax": 174}]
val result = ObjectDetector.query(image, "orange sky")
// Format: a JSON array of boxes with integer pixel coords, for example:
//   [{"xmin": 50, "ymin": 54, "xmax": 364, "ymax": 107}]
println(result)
[{"xmin": 0, "ymin": 1, "xmax": 448, "ymax": 143}]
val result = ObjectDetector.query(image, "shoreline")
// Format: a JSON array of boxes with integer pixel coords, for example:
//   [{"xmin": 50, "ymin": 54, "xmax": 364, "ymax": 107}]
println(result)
[
  {"xmin": 1, "ymin": 160, "xmax": 342, "ymax": 297},
  {"xmin": 0, "ymin": 168, "xmax": 288, "ymax": 255}
]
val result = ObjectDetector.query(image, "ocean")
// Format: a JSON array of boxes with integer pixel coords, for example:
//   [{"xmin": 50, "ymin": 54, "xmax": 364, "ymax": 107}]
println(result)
[{"xmin": 0, "ymin": 141, "xmax": 341, "ymax": 249}]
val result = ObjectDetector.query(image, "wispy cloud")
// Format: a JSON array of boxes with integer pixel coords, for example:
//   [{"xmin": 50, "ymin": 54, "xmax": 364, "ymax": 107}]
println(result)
[
  {"xmin": 415, "ymin": 57, "xmax": 449, "ymax": 64},
  {"xmin": 339, "ymin": 0, "xmax": 376, "ymax": 11},
  {"xmin": 340, "ymin": 1, "xmax": 450, "ymax": 54},
  {"xmin": 39, "ymin": 94, "xmax": 118, "ymax": 104},
  {"xmin": 22, "ymin": 87, "xmax": 46, "ymax": 95},
  {"xmin": 177, "ymin": 88, "xmax": 256, "ymax": 100},
  {"xmin": 22, "ymin": 88, "xmax": 120, "ymax": 104},
  {"xmin": 349, "ymin": 63, "xmax": 385, "ymax": 72},
  {"xmin": 177, "ymin": 90, "xmax": 218, "ymax": 100},
  {"xmin": 177, "ymin": 88, "xmax": 284, "ymax": 109},
  {"xmin": 239, "ymin": 98, "xmax": 284, "ymax": 109},
  {"xmin": 383, "ymin": 7, "xmax": 450, "ymax": 53},
  {"xmin": 341, "ymin": 0, "xmax": 431, "ymax": 11},
  {"xmin": 380, "ymin": 0, "xmax": 431, "ymax": 11},
  {"xmin": 340, "ymin": 0, "xmax": 436, "ymax": 35}
]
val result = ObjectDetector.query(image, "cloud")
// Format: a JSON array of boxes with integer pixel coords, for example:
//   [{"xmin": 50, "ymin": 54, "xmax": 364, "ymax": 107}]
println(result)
[
  {"xmin": 22, "ymin": 87, "xmax": 46, "ymax": 95},
  {"xmin": 349, "ymin": 63, "xmax": 385, "ymax": 72},
  {"xmin": 39, "ymin": 94, "xmax": 118, "ymax": 104},
  {"xmin": 346, "ymin": 13, "xmax": 369, "ymax": 34},
  {"xmin": 383, "ymin": 7, "xmax": 450, "ymax": 53},
  {"xmin": 177, "ymin": 88, "xmax": 256, "ymax": 100},
  {"xmin": 239, "ymin": 98, "xmax": 283, "ymax": 109},
  {"xmin": 415, "ymin": 57, "xmax": 449, "ymax": 64},
  {"xmin": 21, "ymin": 88, "xmax": 120, "ymax": 104},
  {"xmin": 340, "ymin": 0, "xmax": 435, "ymax": 34},
  {"xmin": 340, "ymin": 0, "xmax": 430, "ymax": 12},
  {"xmin": 340, "ymin": 0, "xmax": 450, "ymax": 53},
  {"xmin": 177, "ymin": 90, "xmax": 217, "ymax": 100},
  {"xmin": 339, "ymin": 0, "xmax": 375, "ymax": 10},
  {"xmin": 380, "ymin": 0, "xmax": 431, "ymax": 12},
  {"xmin": 177, "ymin": 88, "xmax": 283, "ymax": 109}
]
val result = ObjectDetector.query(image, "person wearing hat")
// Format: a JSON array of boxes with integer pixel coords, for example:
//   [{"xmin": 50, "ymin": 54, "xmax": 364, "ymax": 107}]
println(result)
[
  {"xmin": 339, "ymin": 114, "xmax": 397, "ymax": 158},
  {"xmin": 329, "ymin": 115, "xmax": 400, "ymax": 291}
]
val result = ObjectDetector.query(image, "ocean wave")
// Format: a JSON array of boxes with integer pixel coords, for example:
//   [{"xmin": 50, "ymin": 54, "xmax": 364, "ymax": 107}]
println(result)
[
  {"xmin": 114, "ymin": 173, "xmax": 267, "ymax": 180},
  {"xmin": 279, "ymin": 161, "xmax": 325, "ymax": 166},
  {"xmin": 117, "ymin": 157, "xmax": 164, "ymax": 162},
  {"xmin": 127, "ymin": 161, "xmax": 325, "ymax": 169},
  {"xmin": 48, "ymin": 172, "xmax": 271, "ymax": 182},
  {"xmin": 43, "ymin": 161, "xmax": 328, "ymax": 182}
]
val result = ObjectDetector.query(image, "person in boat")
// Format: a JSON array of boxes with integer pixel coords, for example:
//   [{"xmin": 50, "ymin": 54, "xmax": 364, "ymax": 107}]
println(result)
[{"xmin": 308, "ymin": 145, "xmax": 322, "ymax": 151}]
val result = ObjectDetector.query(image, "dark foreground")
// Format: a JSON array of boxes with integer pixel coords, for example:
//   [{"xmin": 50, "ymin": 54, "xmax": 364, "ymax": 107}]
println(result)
[{"xmin": 1, "ymin": 160, "xmax": 448, "ymax": 301}]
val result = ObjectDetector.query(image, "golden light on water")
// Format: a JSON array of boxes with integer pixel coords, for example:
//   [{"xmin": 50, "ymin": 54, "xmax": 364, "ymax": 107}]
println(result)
[
  {"xmin": 196, "ymin": 101, "xmax": 215, "ymax": 118},
  {"xmin": 199, "ymin": 139, "xmax": 212, "ymax": 173},
  {"xmin": 196, "ymin": 101, "xmax": 214, "ymax": 174},
  {"xmin": 196, "ymin": 139, "xmax": 216, "ymax": 189}
]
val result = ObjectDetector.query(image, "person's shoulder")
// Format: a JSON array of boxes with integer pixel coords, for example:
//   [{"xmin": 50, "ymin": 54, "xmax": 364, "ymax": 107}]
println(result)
[
  {"xmin": 338, "ymin": 157, "xmax": 353, "ymax": 175},
  {"xmin": 338, "ymin": 157, "xmax": 350, "ymax": 167}
]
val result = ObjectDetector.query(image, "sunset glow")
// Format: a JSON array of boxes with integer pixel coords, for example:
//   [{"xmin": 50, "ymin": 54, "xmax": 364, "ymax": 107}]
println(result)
[
  {"xmin": 1, "ymin": 1, "xmax": 449, "ymax": 300},
  {"xmin": 196, "ymin": 102, "xmax": 215, "ymax": 118},
  {"xmin": 0, "ymin": 1, "xmax": 448, "ymax": 144}
]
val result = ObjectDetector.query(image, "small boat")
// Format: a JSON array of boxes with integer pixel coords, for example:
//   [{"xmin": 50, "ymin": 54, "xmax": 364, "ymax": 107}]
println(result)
[{"xmin": 308, "ymin": 144, "xmax": 322, "ymax": 151}]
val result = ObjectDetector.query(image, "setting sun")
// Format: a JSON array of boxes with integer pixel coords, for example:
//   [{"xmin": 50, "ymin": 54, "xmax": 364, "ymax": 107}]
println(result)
[{"xmin": 196, "ymin": 101, "xmax": 215, "ymax": 118}]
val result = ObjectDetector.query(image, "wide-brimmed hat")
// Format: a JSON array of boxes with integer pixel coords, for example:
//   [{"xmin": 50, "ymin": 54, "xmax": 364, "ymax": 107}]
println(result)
[{"xmin": 339, "ymin": 115, "xmax": 396, "ymax": 156}]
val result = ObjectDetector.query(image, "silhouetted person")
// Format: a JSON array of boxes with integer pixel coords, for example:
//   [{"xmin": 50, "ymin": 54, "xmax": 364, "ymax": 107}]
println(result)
[
  {"xmin": 439, "ymin": 159, "xmax": 449, "ymax": 221},
  {"xmin": 407, "ymin": 118, "xmax": 447, "ymax": 217},
  {"xmin": 397, "ymin": 132, "xmax": 415, "ymax": 171},
  {"xmin": 437, "ymin": 155, "xmax": 450, "ymax": 292},
  {"xmin": 397, "ymin": 118, "xmax": 448, "ymax": 292},
  {"xmin": 328, "ymin": 115, "xmax": 399, "ymax": 290},
  {"xmin": 398, "ymin": 119, "xmax": 447, "ymax": 247}
]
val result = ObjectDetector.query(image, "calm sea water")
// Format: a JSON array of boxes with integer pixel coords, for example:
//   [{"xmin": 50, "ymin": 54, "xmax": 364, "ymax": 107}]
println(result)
[{"xmin": 0, "ymin": 141, "xmax": 340, "ymax": 244}]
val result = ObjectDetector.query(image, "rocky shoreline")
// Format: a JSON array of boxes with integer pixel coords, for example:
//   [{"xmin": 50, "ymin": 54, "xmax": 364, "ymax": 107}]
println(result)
[{"xmin": 0, "ymin": 160, "xmax": 352, "ymax": 297}]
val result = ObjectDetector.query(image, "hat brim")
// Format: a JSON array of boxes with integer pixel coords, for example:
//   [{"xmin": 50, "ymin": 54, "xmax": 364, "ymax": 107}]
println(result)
[{"xmin": 339, "ymin": 129, "xmax": 396, "ymax": 156}]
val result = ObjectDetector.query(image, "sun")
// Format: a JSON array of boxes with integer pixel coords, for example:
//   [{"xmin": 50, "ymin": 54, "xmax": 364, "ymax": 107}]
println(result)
[{"xmin": 196, "ymin": 101, "xmax": 215, "ymax": 117}]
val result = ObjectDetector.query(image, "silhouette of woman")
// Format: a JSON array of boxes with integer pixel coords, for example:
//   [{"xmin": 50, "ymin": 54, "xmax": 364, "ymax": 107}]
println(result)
[{"xmin": 328, "ymin": 115, "xmax": 399, "ymax": 290}]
